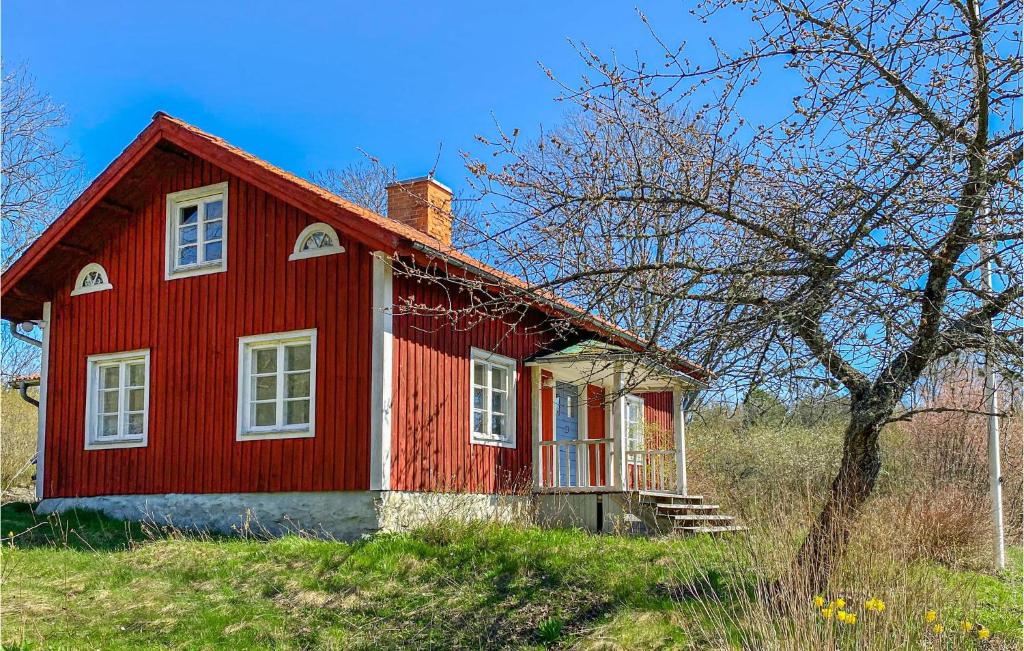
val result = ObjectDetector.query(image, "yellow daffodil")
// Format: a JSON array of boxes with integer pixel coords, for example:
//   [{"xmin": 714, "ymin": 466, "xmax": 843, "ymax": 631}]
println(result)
[
  {"xmin": 813, "ymin": 595, "xmax": 825, "ymax": 607},
  {"xmin": 932, "ymin": 623, "xmax": 944, "ymax": 635},
  {"xmin": 961, "ymin": 620, "xmax": 974, "ymax": 632},
  {"xmin": 865, "ymin": 597, "xmax": 885, "ymax": 612},
  {"xmin": 837, "ymin": 611, "xmax": 847, "ymax": 623},
  {"xmin": 835, "ymin": 598, "xmax": 846, "ymax": 609},
  {"xmin": 978, "ymin": 627, "xmax": 991, "ymax": 640},
  {"xmin": 925, "ymin": 610, "xmax": 937, "ymax": 623},
  {"xmin": 846, "ymin": 614, "xmax": 857, "ymax": 625},
  {"xmin": 821, "ymin": 607, "xmax": 833, "ymax": 620},
  {"xmin": 876, "ymin": 600, "xmax": 885, "ymax": 612}
]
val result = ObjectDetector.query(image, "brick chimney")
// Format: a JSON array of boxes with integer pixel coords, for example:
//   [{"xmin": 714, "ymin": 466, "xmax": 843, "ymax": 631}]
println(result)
[{"xmin": 386, "ymin": 177, "xmax": 453, "ymax": 245}]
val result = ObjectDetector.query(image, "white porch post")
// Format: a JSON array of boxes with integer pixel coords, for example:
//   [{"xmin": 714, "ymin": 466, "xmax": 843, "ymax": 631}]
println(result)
[
  {"xmin": 35, "ymin": 302, "xmax": 52, "ymax": 500},
  {"xmin": 531, "ymin": 366, "xmax": 543, "ymax": 489},
  {"xmin": 610, "ymin": 365, "xmax": 627, "ymax": 491},
  {"xmin": 673, "ymin": 386, "xmax": 688, "ymax": 495}
]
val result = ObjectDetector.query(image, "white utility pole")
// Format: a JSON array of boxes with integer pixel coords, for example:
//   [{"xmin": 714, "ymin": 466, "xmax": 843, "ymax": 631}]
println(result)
[{"xmin": 980, "ymin": 203, "xmax": 1006, "ymax": 571}]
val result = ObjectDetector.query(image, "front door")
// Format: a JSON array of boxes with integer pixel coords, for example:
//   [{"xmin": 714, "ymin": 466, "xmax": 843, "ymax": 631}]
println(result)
[{"xmin": 555, "ymin": 382, "xmax": 579, "ymax": 486}]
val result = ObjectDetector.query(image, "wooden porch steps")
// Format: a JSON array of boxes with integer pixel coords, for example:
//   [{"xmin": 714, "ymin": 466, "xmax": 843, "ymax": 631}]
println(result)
[{"xmin": 634, "ymin": 490, "xmax": 745, "ymax": 536}]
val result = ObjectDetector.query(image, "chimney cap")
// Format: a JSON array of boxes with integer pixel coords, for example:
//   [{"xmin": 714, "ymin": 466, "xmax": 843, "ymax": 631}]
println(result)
[{"xmin": 385, "ymin": 176, "xmax": 453, "ymax": 195}]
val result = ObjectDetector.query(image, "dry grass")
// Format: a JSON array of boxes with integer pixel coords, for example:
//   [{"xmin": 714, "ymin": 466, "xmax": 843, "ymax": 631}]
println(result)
[{"xmin": 1, "ymin": 388, "xmax": 37, "ymax": 499}]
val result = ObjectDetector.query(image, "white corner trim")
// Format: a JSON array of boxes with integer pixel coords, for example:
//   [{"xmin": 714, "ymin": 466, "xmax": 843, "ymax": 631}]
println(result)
[
  {"xmin": 235, "ymin": 328, "xmax": 317, "ymax": 441},
  {"xmin": 469, "ymin": 347, "xmax": 518, "ymax": 449},
  {"xmin": 84, "ymin": 348, "xmax": 151, "ymax": 450},
  {"xmin": 673, "ymin": 387, "xmax": 688, "ymax": 495},
  {"xmin": 531, "ymin": 366, "xmax": 542, "ymax": 489},
  {"xmin": 165, "ymin": 181, "xmax": 228, "ymax": 280},
  {"xmin": 289, "ymin": 222, "xmax": 346, "ymax": 261},
  {"xmin": 370, "ymin": 252, "xmax": 394, "ymax": 490},
  {"xmin": 36, "ymin": 302, "xmax": 51, "ymax": 499},
  {"xmin": 70, "ymin": 263, "xmax": 113, "ymax": 296}
]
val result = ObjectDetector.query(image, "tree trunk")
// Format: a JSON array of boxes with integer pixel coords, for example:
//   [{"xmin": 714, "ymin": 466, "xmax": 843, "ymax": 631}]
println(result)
[{"xmin": 791, "ymin": 410, "xmax": 885, "ymax": 593}]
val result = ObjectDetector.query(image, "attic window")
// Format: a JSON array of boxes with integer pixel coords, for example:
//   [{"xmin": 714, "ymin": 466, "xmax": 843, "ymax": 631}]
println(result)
[
  {"xmin": 289, "ymin": 223, "xmax": 345, "ymax": 261},
  {"xmin": 165, "ymin": 182, "xmax": 228, "ymax": 279},
  {"xmin": 71, "ymin": 263, "xmax": 113, "ymax": 296}
]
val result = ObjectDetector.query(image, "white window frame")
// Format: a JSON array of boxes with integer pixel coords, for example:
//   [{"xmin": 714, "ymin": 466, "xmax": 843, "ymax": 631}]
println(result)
[
  {"xmin": 84, "ymin": 349, "xmax": 150, "ymax": 450},
  {"xmin": 70, "ymin": 262, "xmax": 113, "ymax": 296},
  {"xmin": 236, "ymin": 329, "xmax": 317, "ymax": 441},
  {"xmin": 289, "ymin": 222, "xmax": 346, "ymax": 261},
  {"xmin": 625, "ymin": 394, "xmax": 645, "ymax": 464},
  {"xmin": 469, "ymin": 347, "xmax": 517, "ymax": 448},
  {"xmin": 165, "ymin": 182, "xmax": 228, "ymax": 279}
]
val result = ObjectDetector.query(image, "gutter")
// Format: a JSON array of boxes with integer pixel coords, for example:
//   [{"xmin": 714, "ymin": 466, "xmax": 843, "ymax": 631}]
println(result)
[
  {"xmin": 406, "ymin": 241, "xmax": 711, "ymax": 384},
  {"xmin": 8, "ymin": 321, "xmax": 42, "ymax": 407}
]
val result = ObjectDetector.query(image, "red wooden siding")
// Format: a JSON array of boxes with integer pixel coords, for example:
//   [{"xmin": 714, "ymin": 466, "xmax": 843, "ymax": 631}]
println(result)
[
  {"xmin": 389, "ymin": 276, "xmax": 558, "ymax": 493},
  {"xmin": 585, "ymin": 384, "xmax": 607, "ymax": 485},
  {"xmin": 640, "ymin": 391, "xmax": 674, "ymax": 448},
  {"xmin": 44, "ymin": 151, "xmax": 372, "ymax": 498}
]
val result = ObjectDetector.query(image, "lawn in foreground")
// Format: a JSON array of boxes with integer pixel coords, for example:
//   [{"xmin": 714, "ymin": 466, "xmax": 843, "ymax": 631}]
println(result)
[{"xmin": 1, "ymin": 502, "xmax": 1020, "ymax": 649}]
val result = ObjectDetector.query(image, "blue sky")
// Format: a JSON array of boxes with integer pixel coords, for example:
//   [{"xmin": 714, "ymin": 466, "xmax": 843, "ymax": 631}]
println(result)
[{"xmin": 2, "ymin": 1, "xmax": 785, "ymax": 195}]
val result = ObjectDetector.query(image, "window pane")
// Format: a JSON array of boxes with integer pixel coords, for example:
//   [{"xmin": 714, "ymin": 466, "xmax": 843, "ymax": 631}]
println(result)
[
  {"xmin": 127, "ymin": 388, "xmax": 145, "ymax": 411},
  {"xmin": 491, "ymin": 390, "xmax": 507, "ymax": 415},
  {"xmin": 473, "ymin": 410, "xmax": 485, "ymax": 435},
  {"xmin": 253, "ymin": 402, "xmax": 276, "ymax": 427},
  {"xmin": 491, "ymin": 367, "xmax": 507, "ymax": 391},
  {"xmin": 204, "ymin": 220, "xmax": 222, "ymax": 240},
  {"xmin": 178, "ymin": 245, "xmax": 198, "ymax": 266},
  {"xmin": 84, "ymin": 271, "xmax": 103, "ymax": 286},
  {"xmin": 180, "ymin": 225, "xmax": 198, "ymax": 244},
  {"xmin": 100, "ymin": 366, "xmax": 120, "ymax": 389},
  {"xmin": 101, "ymin": 390, "xmax": 119, "ymax": 413},
  {"xmin": 100, "ymin": 415, "xmax": 119, "ymax": 437},
  {"xmin": 473, "ymin": 361, "xmax": 486, "ymax": 386},
  {"xmin": 204, "ymin": 241, "xmax": 222, "ymax": 262},
  {"xmin": 285, "ymin": 399, "xmax": 310, "ymax": 425},
  {"xmin": 473, "ymin": 387, "xmax": 484, "ymax": 410},
  {"xmin": 204, "ymin": 199, "xmax": 223, "ymax": 220},
  {"xmin": 285, "ymin": 344, "xmax": 310, "ymax": 371},
  {"xmin": 253, "ymin": 348, "xmax": 276, "ymax": 373},
  {"xmin": 286, "ymin": 372, "xmax": 310, "ymax": 398},
  {"xmin": 491, "ymin": 414, "xmax": 505, "ymax": 439},
  {"xmin": 127, "ymin": 413, "xmax": 144, "ymax": 436},
  {"xmin": 127, "ymin": 363, "xmax": 145, "ymax": 387},
  {"xmin": 254, "ymin": 375, "xmax": 276, "ymax": 400},
  {"xmin": 179, "ymin": 205, "xmax": 198, "ymax": 225}
]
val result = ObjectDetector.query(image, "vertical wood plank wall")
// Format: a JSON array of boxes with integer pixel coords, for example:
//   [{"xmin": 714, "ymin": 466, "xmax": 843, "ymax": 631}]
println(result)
[
  {"xmin": 43, "ymin": 153, "xmax": 372, "ymax": 497},
  {"xmin": 640, "ymin": 391, "xmax": 674, "ymax": 447},
  {"xmin": 389, "ymin": 276, "xmax": 559, "ymax": 493}
]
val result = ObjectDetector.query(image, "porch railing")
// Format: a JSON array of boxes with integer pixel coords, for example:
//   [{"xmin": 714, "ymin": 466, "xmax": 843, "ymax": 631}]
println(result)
[
  {"xmin": 625, "ymin": 449, "xmax": 678, "ymax": 493},
  {"xmin": 537, "ymin": 438, "xmax": 614, "ymax": 491}
]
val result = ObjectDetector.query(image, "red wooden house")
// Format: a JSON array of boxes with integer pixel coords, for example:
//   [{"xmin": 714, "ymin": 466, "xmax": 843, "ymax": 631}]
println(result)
[{"xmin": 2, "ymin": 114, "xmax": 730, "ymax": 537}]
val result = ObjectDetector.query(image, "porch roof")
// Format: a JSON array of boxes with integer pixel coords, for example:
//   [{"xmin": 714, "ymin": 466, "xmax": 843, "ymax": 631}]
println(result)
[{"xmin": 525, "ymin": 340, "xmax": 708, "ymax": 391}]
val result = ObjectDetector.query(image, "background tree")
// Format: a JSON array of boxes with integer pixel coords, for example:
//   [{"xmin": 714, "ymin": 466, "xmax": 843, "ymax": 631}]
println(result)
[
  {"xmin": 1, "ymin": 64, "xmax": 81, "ymax": 384},
  {"xmin": 467, "ymin": 0, "xmax": 1021, "ymax": 590},
  {"xmin": 310, "ymin": 159, "xmax": 396, "ymax": 217}
]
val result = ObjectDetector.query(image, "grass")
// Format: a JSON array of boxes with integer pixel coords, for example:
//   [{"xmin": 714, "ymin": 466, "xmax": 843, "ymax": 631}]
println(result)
[{"xmin": 1, "ymin": 502, "xmax": 1020, "ymax": 650}]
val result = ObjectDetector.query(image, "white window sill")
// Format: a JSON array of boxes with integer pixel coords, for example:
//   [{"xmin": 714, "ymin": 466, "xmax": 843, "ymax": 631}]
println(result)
[
  {"xmin": 471, "ymin": 435, "xmax": 516, "ymax": 449},
  {"xmin": 166, "ymin": 262, "xmax": 226, "ymax": 280},
  {"xmin": 71, "ymin": 283, "xmax": 114, "ymax": 297},
  {"xmin": 236, "ymin": 429, "xmax": 315, "ymax": 442},
  {"xmin": 288, "ymin": 246, "xmax": 345, "ymax": 261},
  {"xmin": 85, "ymin": 438, "xmax": 147, "ymax": 451}
]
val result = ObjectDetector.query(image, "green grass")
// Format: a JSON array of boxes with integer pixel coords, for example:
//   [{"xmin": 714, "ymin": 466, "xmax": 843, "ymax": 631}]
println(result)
[{"xmin": 2, "ymin": 502, "xmax": 1020, "ymax": 650}]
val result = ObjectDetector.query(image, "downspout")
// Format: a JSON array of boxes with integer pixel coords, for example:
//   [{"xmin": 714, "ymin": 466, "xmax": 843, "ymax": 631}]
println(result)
[
  {"xmin": 8, "ymin": 320, "xmax": 44, "ymax": 471},
  {"xmin": 9, "ymin": 320, "xmax": 42, "ymax": 349},
  {"xmin": 19, "ymin": 378, "xmax": 40, "ymax": 407}
]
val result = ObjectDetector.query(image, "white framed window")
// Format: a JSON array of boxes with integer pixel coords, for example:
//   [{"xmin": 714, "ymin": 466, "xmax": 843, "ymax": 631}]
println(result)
[
  {"xmin": 237, "ymin": 329, "xmax": 317, "ymax": 440},
  {"xmin": 625, "ymin": 395, "xmax": 645, "ymax": 461},
  {"xmin": 470, "ymin": 347, "xmax": 517, "ymax": 448},
  {"xmin": 84, "ymin": 349, "xmax": 150, "ymax": 450},
  {"xmin": 71, "ymin": 263, "xmax": 113, "ymax": 296},
  {"xmin": 165, "ymin": 182, "xmax": 228, "ymax": 279},
  {"xmin": 289, "ymin": 222, "xmax": 345, "ymax": 261}
]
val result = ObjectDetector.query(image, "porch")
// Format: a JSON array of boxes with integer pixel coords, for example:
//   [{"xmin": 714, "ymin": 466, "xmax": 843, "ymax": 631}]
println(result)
[{"xmin": 526, "ymin": 340, "xmax": 701, "ymax": 497}]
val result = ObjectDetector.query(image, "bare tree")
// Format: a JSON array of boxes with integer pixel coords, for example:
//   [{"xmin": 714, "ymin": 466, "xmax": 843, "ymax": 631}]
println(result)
[
  {"xmin": 310, "ymin": 159, "xmax": 396, "ymax": 216},
  {"xmin": 1, "ymin": 64, "xmax": 81, "ymax": 382},
  {"xmin": 465, "ymin": 0, "xmax": 1021, "ymax": 590}
]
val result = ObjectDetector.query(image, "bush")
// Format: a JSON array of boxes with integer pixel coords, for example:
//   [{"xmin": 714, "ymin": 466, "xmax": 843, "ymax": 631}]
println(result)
[{"xmin": 1, "ymin": 388, "xmax": 38, "ymax": 498}]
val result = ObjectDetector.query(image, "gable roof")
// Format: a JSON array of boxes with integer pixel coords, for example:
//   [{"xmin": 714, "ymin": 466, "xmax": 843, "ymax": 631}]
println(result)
[{"xmin": 0, "ymin": 113, "xmax": 708, "ymax": 382}]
